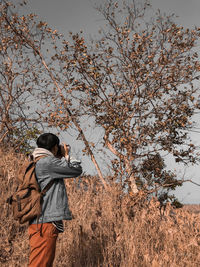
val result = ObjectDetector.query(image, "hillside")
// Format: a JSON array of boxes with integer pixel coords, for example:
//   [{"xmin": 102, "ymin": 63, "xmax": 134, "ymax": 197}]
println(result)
[{"xmin": 0, "ymin": 150, "xmax": 200, "ymax": 266}]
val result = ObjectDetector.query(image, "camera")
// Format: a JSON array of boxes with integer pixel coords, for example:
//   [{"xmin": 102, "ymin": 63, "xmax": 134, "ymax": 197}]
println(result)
[{"xmin": 57, "ymin": 144, "xmax": 71, "ymax": 158}]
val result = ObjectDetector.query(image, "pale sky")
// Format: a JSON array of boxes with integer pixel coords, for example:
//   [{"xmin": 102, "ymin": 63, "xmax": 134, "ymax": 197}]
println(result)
[
  {"xmin": 23, "ymin": 0, "xmax": 200, "ymax": 204},
  {"xmin": 26, "ymin": 0, "xmax": 200, "ymax": 31}
]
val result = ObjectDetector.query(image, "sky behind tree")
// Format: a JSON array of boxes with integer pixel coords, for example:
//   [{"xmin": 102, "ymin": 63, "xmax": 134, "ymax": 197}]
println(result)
[
  {"xmin": 24, "ymin": 0, "xmax": 200, "ymax": 204},
  {"xmin": 27, "ymin": 0, "xmax": 200, "ymax": 31}
]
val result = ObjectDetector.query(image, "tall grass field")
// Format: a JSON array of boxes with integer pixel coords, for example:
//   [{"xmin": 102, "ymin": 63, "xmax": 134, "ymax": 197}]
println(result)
[{"xmin": 0, "ymin": 149, "xmax": 200, "ymax": 266}]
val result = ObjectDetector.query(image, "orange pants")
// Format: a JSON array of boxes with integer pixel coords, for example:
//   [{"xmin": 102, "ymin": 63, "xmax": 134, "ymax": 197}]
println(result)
[{"xmin": 28, "ymin": 223, "xmax": 59, "ymax": 267}]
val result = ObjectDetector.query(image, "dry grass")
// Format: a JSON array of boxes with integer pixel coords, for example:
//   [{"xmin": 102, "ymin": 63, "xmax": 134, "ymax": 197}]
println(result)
[
  {"xmin": 0, "ymin": 148, "xmax": 200, "ymax": 267},
  {"xmin": 183, "ymin": 204, "xmax": 200, "ymax": 214}
]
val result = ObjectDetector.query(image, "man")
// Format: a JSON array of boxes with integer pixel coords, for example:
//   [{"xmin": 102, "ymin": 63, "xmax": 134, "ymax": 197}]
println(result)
[{"xmin": 28, "ymin": 133, "xmax": 82, "ymax": 267}]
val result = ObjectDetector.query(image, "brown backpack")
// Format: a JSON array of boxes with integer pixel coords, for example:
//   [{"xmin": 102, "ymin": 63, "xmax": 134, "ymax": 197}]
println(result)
[{"xmin": 7, "ymin": 156, "xmax": 54, "ymax": 224}]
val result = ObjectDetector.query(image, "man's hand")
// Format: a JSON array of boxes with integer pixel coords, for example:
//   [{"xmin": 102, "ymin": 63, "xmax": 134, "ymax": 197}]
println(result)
[{"xmin": 63, "ymin": 144, "xmax": 70, "ymax": 158}]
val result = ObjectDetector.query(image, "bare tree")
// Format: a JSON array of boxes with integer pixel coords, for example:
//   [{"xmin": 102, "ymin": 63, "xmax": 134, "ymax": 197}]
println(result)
[
  {"xmin": 53, "ymin": 0, "xmax": 200, "ymax": 198},
  {"xmin": 0, "ymin": 0, "xmax": 108, "ymax": 188},
  {"xmin": 2, "ymin": 0, "xmax": 200, "ymax": 201},
  {"xmin": 0, "ymin": 1, "xmax": 42, "ymax": 151}
]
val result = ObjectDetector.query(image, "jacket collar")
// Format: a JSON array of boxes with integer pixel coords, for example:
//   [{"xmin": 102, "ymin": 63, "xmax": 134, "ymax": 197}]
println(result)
[{"xmin": 32, "ymin": 148, "xmax": 53, "ymax": 159}]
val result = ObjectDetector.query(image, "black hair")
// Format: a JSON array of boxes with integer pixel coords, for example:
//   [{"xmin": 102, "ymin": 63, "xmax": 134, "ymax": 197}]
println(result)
[{"xmin": 36, "ymin": 133, "xmax": 60, "ymax": 151}]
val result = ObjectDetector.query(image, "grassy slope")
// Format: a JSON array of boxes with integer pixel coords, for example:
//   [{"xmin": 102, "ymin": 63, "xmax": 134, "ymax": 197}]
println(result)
[{"xmin": 0, "ymin": 149, "xmax": 200, "ymax": 267}]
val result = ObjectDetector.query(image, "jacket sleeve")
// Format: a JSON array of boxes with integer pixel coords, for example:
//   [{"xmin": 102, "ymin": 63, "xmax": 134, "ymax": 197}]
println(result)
[{"xmin": 48, "ymin": 157, "xmax": 82, "ymax": 179}]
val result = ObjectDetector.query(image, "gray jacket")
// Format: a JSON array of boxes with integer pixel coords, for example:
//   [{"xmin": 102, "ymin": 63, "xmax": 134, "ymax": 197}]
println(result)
[{"xmin": 30, "ymin": 155, "xmax": 82, "ymax": 224}]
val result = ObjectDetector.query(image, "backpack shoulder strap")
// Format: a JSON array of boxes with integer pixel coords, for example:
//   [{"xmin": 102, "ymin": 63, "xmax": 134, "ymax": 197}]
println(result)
[
  {"xmin": 34, "ymin": 155, "xmax": 55, "ymax": 196},
  {"xmin": 34, "ymin": 155, "xmax": 47, "ymax": 163},
  {"xmin": 22, "ymin": 155, "xmax": 44, "ymax": 177},
  {"xmin": 41, "ymin": 180, "xmax": 55, "ymax": 196}
]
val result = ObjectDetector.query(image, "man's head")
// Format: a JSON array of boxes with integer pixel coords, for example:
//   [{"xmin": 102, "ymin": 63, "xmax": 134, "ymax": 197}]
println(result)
[{"xmin": 36, "ymin": 133, "xmax": 60, "ymax": 155}]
